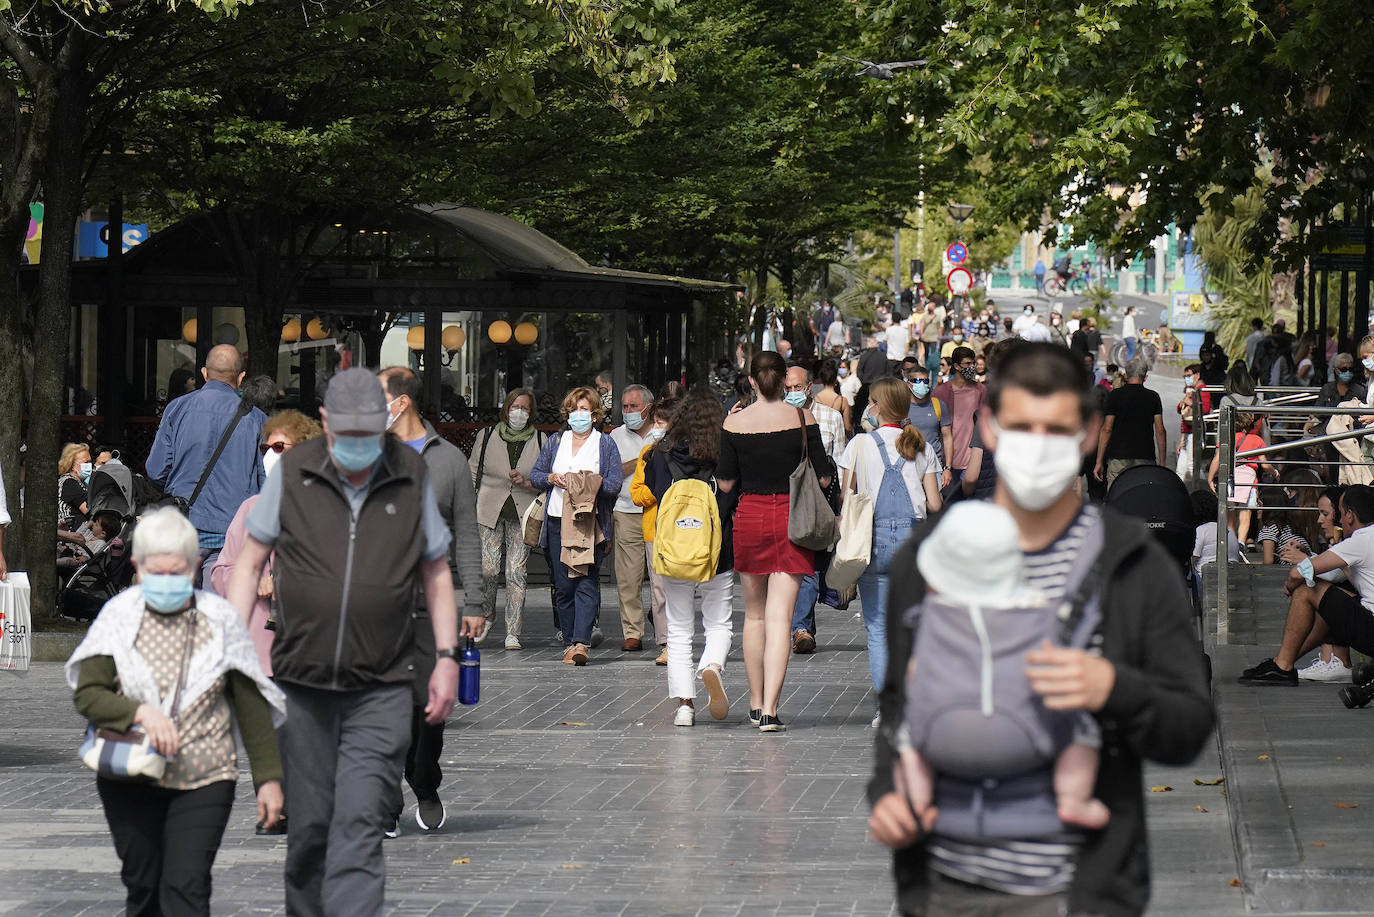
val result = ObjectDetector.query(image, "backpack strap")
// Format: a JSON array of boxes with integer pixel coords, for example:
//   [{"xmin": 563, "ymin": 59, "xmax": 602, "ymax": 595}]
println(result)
[
  {"xmin": 1055, "ymin": 511, "xmax": 1108, "ymax": 649},
  {"xmin": 932, "ymin": 397, "xmax": 943, "ymax": 423}
]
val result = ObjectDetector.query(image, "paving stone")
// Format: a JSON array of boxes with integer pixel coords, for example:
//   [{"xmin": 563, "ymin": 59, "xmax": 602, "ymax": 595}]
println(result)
[{"xmin": 0, "ymin": 582, "xmax": 1243, "ymax": 915}]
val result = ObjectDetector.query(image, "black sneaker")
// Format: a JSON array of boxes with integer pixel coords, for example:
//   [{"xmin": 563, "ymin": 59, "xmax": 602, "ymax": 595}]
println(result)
[
  {"xmin": 1237, "ymin": 659, "xmax": 1297, "ymax": 686},
  {"xmin": 758, "ymin": 714, "xmax": 787, "ymax": 733},
  {"xmin": 748, "ymin": 708, "xmax": 762, "ymax": 726},
  {"xmin": 415, "ymin": 797, "xmax": 446, "ymax": 831}
]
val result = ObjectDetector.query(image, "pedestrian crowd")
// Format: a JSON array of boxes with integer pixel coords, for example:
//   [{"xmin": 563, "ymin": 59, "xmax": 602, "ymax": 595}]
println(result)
[{"xmin": 24, "ymin": 296, "xmax": 1241, "ymax": 916}]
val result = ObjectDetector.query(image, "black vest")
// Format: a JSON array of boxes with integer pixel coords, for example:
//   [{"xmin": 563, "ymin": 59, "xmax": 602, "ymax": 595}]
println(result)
[{"xmin": 270, "ymin": 437, "xmax": 428, "ymax": 690}]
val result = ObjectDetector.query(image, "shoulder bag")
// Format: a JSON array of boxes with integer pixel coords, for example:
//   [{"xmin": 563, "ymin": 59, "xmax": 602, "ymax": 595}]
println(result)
[
  {"xmin": 79, "ymin": 611, "xmax": 197, "ymax": 783},
  {"xmin": 165, "ymin": 398, "xmax": 253, "ymax": 515},
  {"xmin": 826, "ymin": 438, "xmax": 874, "ymax": 592},
  {"xmin": 787, "ymin": 409, "xmax": 839, "ymax": 551}
]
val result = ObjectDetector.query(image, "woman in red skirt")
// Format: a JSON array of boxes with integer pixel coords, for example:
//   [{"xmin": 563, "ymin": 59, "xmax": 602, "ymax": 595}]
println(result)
[{"xmin": 717, "ymin": 351, "xmax": 832, "ymax": 732}]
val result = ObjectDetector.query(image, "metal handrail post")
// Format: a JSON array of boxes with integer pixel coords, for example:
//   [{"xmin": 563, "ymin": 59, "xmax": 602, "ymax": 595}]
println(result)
[
  {"xmin": 1191, "ymin": 389, "xmax": 1204, "ymax": 486},
  {"xmin": 1216, "ymin": 404, "xmax": 1234, "ymax": 640}
]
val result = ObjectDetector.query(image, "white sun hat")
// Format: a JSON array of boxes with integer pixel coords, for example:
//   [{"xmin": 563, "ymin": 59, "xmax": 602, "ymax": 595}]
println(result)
[{"xmin": 916, "ymin": 501, "xmax": 1026, "ymax": 605}]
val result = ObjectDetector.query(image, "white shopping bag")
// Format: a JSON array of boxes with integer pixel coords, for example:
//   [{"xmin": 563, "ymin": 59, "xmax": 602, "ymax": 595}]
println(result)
[{"xmin": 0, "ymin": 573, "xmax": 32, "ymax": 673}]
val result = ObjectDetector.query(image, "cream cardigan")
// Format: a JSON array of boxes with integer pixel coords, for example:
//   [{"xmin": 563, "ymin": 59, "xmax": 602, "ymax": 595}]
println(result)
[{"xmin": 469, "ymin": 427, "xmax": 545, "ymax": 528}]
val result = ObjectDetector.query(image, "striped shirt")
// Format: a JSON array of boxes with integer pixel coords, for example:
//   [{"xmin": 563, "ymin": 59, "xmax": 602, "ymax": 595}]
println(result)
[{"xmin": 928, "ymin": 505, "xmax": 1098, "ymax": 896}]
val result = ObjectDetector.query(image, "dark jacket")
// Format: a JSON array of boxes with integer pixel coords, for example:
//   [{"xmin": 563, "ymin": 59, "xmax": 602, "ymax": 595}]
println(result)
[
  {"xmin": 409, "ymin": 420, "xmax": 484, "ymax": 701},
  {"xmin": 1316, "ymin": 380, "xmax": 1367, "ymax": 409},
  {"xmin": 868, "ymin": 505, "xmax": 1214, "ymax": 917},
  {"xmin": 644, "ymin": 440, "xmax": 739, "ymax": 576},
  {"xmin": 858, "ymin": 347, "xmax": 892, "ymax": 384},
  {"xmin": 270, "ymin": 437, "xmax": 430, "ymax": 691}
]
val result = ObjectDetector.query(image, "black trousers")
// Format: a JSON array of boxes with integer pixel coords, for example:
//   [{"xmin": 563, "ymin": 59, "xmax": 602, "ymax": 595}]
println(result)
[
  {"xmin": 388, "ymin": 705, "xmax": 445, "ymax": 820},
  {"xmin": 97, "ymin": 777, "xmax": 236, "ymax": 917}
]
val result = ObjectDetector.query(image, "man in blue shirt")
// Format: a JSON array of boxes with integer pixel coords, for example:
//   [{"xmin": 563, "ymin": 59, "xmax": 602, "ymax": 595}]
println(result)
[
  {"xmin": 902, "ymin": 360, "xmax": 954, "ymax": 489},
  {"xmin": 146, "ymin": 344, "xmax": 265, "ymax": 587}
]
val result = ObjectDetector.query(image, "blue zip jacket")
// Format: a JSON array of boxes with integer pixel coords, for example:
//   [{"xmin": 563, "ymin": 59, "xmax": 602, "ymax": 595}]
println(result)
[{"xmin": 146, "ymin": 380, "xmax": 266, "ymax": 536}]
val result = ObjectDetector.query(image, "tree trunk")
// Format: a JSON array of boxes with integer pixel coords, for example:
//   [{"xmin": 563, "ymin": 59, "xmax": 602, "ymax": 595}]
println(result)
[
  {"xmin": 27, "ymin": 59, "xmax": 88, "ymax": 622},
  {"xmin": 0, "ymin": 234, "xmax": 28, "ymax": 574}
]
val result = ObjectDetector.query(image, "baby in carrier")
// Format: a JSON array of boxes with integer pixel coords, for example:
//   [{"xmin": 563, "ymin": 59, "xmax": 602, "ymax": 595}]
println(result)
[{"xmin": 897, "ymin": 501, "xmax": 1109, "ymax": 838}]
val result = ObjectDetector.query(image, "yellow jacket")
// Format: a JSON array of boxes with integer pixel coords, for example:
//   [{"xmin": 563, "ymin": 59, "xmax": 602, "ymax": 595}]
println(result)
[{"xmin": 629, "ymin": 442, "xmax": 658, "ymax": 541}]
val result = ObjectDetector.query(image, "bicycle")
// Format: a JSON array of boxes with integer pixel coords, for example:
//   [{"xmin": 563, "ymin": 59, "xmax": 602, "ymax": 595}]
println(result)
[{"xmin": 1043, "ymin": 269, "xmax": 1085, "ymax": 296}]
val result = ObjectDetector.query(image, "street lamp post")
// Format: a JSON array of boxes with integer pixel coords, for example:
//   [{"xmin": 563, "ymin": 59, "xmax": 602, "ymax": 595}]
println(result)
[{"xmin": 947, "ymin": 202, "xmax": 974, "ymax": 239}]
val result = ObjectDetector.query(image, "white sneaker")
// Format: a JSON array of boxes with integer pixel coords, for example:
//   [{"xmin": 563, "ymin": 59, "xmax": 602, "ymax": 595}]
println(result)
[
  {"xmin": 870, "ymin": 711, "xmax": 882, "ymax": 729},
  {"xmin": 674, "ymin": 704, "xmax": 695, "ymax": 727},
  {"xmin": 1298, "ymin": 656, "xmax": 1352, "ymax": 682},
  {"xmin": 504, "ymin": 634, "xmax": 522, "ymax": 650}
]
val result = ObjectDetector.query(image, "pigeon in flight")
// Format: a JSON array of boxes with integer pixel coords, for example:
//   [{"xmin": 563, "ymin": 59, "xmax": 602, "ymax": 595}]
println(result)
[{"xmin": 833, "ymin": 54, "xmax": 929, "ymax": 80}]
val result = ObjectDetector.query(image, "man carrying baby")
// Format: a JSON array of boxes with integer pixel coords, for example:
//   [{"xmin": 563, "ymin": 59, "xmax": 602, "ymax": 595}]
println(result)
[{"xmin": 867, "ymin": 342, "xmax": 1214, "ymax": 917}]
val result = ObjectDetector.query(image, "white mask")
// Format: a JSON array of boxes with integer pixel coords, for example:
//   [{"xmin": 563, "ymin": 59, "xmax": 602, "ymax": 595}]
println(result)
[
  {"xmin": 507, "ymin": 408, "xmax": 530, "ymax": 431},
  {"xmin": 646, "ymin": 427, "xmax": 667, "ymax": 443},
  {"xmin": 385, "ymin": 397, "xmax": 402, "ymax": 431},
  {"xmin": 262, "ymin": 448, "xmax": 282, "ymax": 478},
  {"xmin": 991, "ymin": 424, "xmax": 1086, "ymax": 511}
]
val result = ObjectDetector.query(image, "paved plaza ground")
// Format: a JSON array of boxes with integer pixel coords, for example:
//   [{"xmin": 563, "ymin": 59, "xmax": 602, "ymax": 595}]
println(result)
[{"xmin": 0, "ymin": 582, "xmax": 1249, "ymax": 917}]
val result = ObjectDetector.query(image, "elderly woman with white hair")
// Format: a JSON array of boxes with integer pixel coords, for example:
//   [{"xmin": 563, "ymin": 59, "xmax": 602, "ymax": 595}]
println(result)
[{"xmin": 67, "ymin": 507, "xmax": 285, "ymax": 916}]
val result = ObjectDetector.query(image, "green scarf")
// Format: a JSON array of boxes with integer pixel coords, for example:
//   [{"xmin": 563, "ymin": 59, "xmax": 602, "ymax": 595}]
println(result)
[{"xmin": 497, "ymin": 419, "xmax": 535, "ymax": 444}]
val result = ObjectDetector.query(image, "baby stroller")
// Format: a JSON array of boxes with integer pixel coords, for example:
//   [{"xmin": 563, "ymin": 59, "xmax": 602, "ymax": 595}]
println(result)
[
  {"xmin": 1106, "ymin": 464, "xmax": 1210, "ymax": 681},
  {"xmin": 86, "ymin": 458, "xmax": 136, "ymax": 518},
  {"xmin": 57, "ymin": 517, "xmax": 136, "ymax": 621}
]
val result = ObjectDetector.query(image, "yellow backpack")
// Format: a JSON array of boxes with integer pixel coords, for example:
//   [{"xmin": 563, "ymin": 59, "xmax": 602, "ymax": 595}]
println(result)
[{"xmin": 652, "ymin": 459, "xmax": 722, "ymax": 583}]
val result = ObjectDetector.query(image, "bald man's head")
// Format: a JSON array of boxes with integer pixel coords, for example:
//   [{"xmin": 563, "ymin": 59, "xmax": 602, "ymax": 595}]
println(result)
[{"xmin": 203, "ymin": 344, "xmax": 245, "ymax": 386}]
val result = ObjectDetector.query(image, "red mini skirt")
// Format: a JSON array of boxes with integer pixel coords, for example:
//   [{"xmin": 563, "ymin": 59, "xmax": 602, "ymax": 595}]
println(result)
[{"xmin": 733, "ymin": 493, "xmax": 815, "ymax": 576}]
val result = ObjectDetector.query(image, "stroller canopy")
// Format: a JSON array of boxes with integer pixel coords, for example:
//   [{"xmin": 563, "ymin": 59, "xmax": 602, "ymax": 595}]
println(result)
[
  {"xmin": 1106, "ymin": 464, "xmax": 1195, "ymax": 568},
  {"xmin": 87, "ymin": 460, "xmax": 135, "ymax": 518}
]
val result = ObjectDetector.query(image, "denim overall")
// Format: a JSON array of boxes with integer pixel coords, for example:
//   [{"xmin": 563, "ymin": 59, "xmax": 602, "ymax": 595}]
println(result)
[{"xmin": 856, "ymin": 432, "xmax": 921, "ymax": 691}]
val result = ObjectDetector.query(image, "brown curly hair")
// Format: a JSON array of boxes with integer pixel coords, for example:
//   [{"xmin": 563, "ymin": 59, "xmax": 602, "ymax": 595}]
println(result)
[
  {"xmin": 559, "ymin": 386, "xmax": 605, "ymax": 425},
  {"xmin": 262, "ymin": 410, "xmax": 323, "ymax": 445},
  {"xmin": 657, "ymin": 389, "xmax": 723, "ymax": 463}
]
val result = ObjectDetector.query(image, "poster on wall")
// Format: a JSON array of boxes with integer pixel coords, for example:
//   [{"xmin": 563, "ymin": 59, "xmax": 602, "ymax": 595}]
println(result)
[{"xmin": 1170, "ymin": 290, "xmax": 1213, "ymax": 332}]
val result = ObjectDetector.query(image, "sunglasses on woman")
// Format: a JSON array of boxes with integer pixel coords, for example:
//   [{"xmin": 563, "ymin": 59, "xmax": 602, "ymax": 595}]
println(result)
[{"xmin": 259, "ymin": 442, "xmax": 289, "ymax": 455}]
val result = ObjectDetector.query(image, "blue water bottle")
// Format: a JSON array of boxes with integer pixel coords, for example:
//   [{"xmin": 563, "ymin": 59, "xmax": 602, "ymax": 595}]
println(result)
[{"xmin": 458, "ymin": 637, "xmax": 480, "ymax": 706}]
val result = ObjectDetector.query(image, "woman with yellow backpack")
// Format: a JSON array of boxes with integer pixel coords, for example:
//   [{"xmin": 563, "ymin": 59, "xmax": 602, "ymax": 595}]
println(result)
[{"xmin": 634, "ymin": 390, "xmax": 738, "ymax": 727}]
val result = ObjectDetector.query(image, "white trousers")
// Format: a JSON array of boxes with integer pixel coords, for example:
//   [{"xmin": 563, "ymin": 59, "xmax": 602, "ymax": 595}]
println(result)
[
  {"xmin": 661, "ymin": 570, "xmax": 735, "ymax": 700},
  {"xmin": 1176, "ymin": 433, "xmax": 1194, "ymax": 480}
]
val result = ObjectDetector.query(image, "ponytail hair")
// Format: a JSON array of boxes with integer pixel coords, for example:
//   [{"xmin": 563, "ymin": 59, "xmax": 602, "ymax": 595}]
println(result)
[
  {"xmin": 751, "ymin": 351, "xmax": 786, "ymax": 401},
  {"xmin": 869, "ymin": 377, "xmax": 925, "ymax": 460}
]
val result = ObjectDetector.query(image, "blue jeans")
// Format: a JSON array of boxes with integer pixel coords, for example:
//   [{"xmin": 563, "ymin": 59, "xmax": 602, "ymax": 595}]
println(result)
[
  {"xmin": 856, "ymin": 518, "xmax": 916, "ymax": 692},
  {"xmin": 792, "ymin": 572, "xmax": 819, "ymax": 636},
  {"xmin": 1124, "ymin": 337, "xmax": 1138, "ymax": 361},
  {"xmin": 546, "ymin": 517, "xmax": 605, "ymax": 646}
]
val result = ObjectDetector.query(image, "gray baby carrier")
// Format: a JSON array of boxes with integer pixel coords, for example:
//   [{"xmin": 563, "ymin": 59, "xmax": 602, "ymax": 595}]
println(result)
[{"xmin": 902, "ymin": 516, "xmax": 1105, "ymax": 842}]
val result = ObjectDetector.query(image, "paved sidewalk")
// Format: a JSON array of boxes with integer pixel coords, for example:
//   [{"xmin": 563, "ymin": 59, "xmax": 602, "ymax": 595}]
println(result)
[
  {"xmin": 1206, "ymin": 562, "xmax": 1374, "ymax": 914},
  {"xmin": 0, "ymin": 585, "xmax": 1236, "ymax": 916}
]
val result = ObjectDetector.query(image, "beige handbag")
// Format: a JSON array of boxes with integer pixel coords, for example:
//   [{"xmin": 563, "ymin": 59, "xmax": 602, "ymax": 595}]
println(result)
[
  {"xmin": 521, "ymin": 492, "xmax": 547, "ymax": 547},
  {"xmin": 787, "ymin": 409, "xmax": 840, "ymax": 550},
  {"xmin": 827, "ymin": 442, "xmax": 874, "ymax": 592}
]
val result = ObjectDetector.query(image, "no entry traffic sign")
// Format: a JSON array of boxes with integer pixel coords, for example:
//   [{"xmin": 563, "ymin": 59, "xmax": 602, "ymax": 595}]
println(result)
[
  {"xmin": 946, "ymin": 266, "xmax": 973, "ymax": 296},
  {"xmin": 945, "ymin": 242, "xmax": 968, "ymax": 265}
]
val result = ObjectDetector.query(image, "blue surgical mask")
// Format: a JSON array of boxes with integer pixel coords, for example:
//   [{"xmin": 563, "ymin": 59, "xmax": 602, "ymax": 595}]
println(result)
[
  {"xmin": 568, "ymin": 410, "xmax": 593, "ymax": 434},
  {"xmin": 1339, "ymin": 370, "xmax": 1354, "ymax": 383},
  {"xmin": 911, "ymin": 381, "xmax": 931, "ymax": 399},
  {"xmin": 783, "ymin": 391, "xmax": 808, "ymax": 408},
  {"xmin": 331, "ymin": 433, "xmax": 383, "ymax": 471},
  {"xmin": 141, "ymin": 573, "xmax": 194, "ymax": 614},
  {"xmin": 624, "ymin": 411, "xmax": 645, "ymax": 431},
  {"xmin": 1363, "ymin": 357, "xmax": 1374, "ymax": 373},
  {"xmin": 864, "ymin": 409, "xmax": 878, "ymax": 429},
  {"xmin": 646, "ymin": 427, "xmax": 666, "ymax": 443},
  {"xmin": 79, "ymin": 461, "xmax": 92, "ymax": 483}
]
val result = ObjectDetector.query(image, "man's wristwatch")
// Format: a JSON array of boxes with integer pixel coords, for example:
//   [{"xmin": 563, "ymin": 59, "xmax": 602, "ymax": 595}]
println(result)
[{"xmin": 435, "ymin": 647, "xmax": 458, "ymax": 662}]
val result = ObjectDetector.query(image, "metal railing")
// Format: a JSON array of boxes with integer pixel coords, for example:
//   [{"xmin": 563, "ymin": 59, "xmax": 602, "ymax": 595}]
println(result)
[
  {"xmin": 1211, "ymin": 401, "xmax": 1374, "ymax": 634},
  {"xmin": 1188, "ymin": 386, "xmax": 1322, "ymax": 487}
]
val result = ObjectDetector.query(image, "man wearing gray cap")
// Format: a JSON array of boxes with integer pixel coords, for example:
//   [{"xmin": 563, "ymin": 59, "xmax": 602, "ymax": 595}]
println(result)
[{"xmin": 227, "ymin": 368, "xmax": 482, "ymax": 917}]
